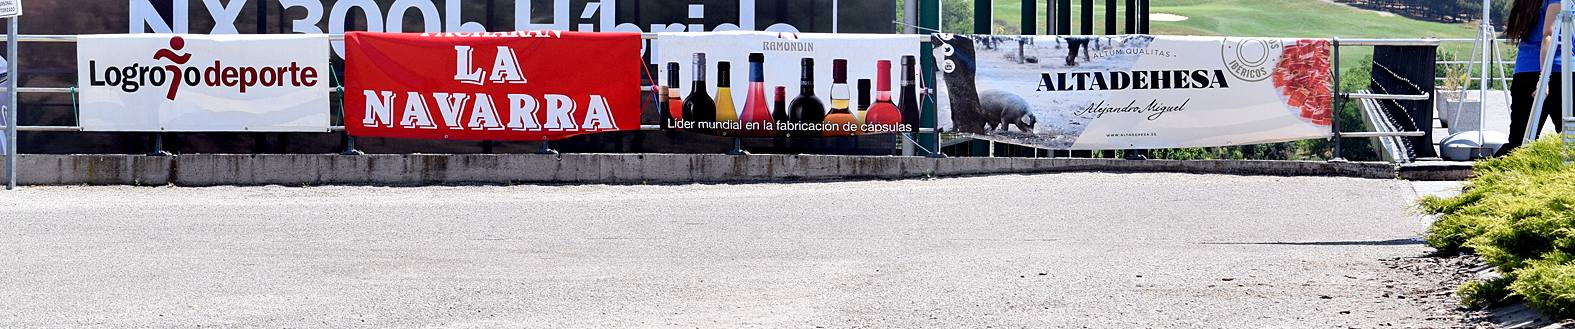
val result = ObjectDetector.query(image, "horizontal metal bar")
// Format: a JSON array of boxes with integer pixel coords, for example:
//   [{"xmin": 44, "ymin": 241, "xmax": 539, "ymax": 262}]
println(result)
[
  {"xmin": 1433, "ymin": 38, "xmax": 1510, "ymax": 43},
  {"xmin": 1, "ymin": 125, "xmax": 83, "ymax": 132},
  {"xmin": 0, "ymin": 87, "xmax": 75, "ymax": 93},
  {"xmin": 1337, "ymin": 38, "xmax": 1442, "ymax": 47},
  {"xmin": 0, "ymin": 87, "xmax": 344, "ymax": 94},
  {"xmin": 1346, "ymin": 92, "xmax": 1431, "ymax": 101},
  {"xmin": 1339, "ymin": 131, "xmax": 1427, "ymax": 138},
  {"xmin": 17, "ymin": 33, "xmax": 934, "ymax": 43},
  {"xmin": 264, "ymin": 125, "xmax": 940, "ymax": 134},
  {"xmin": 1436, "ymin": 61, "xmax": 1514, "ymax": 65},
  {"xmin": 15, "ymin": 35, "xmax": 76, "ymax": 42}
]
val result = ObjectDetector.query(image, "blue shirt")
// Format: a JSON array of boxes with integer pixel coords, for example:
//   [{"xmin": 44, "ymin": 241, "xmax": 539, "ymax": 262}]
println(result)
[{"xmin": 1516, "ymin": 0, "xmax": 1563, "ymax": 73}]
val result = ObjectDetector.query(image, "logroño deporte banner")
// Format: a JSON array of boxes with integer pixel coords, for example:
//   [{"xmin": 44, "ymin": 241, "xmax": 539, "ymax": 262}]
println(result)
[
  {"xmin": 77, "ymin": 34, "xmax": 331, "ymax": 132},
  {"xmin": 931, "ymin": 34, "xmax": 1334, "ymax": 150},
  {"xmin": 344, "ymin": 31, "xmax": 643, "ymax": 141},
  {"xmin": 654, "ymin": 31, "xmax": 921, "ymax": 138}
]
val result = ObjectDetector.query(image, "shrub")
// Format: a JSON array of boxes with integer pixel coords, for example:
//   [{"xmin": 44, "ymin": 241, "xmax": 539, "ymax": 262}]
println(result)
[
  {"xmin": 1512, "ymin": 261, "xmax": 1575, "ymax": 318},
  {"xmin": 1420, "ymin": 136, "xmax": 1575, "ymax": 316},
  {"xmin": 1459, "ymin": 276, "xmax": 1515, "ymax": 309}
]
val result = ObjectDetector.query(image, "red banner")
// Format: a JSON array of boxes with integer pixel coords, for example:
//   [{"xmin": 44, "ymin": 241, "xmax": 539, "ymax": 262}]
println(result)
[{"xmin": 344, "ymin": 31, "xmax": 642, "ymax": 141}]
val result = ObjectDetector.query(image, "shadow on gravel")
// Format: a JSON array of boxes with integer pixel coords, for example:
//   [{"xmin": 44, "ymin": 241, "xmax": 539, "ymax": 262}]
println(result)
[{"xmin": 1201, "ymin": 238, "xmax": 1426, "ymax": 246}]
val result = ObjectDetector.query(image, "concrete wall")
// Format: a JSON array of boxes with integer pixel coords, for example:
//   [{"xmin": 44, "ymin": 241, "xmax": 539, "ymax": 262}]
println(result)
[{"xmin": 0, "ymin": 154, "xmax": 1405, "ymax": 186}]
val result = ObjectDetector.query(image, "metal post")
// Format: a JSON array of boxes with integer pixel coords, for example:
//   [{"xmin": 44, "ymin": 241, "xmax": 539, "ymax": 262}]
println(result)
[
  {"xmin": 1045, "ymin": 0, "xmax": 1054, "ymax": 35},
  {"xmin": 1140, "ymin": 0, "xmax": 1150, "ymax": 33},
  {"xmin": 1080, "ymin": 0, "xmax": 1093, "ymax": 35},
  {"xmin": 1472, "ymin": 0, "xmax": 1494, "ymax": 158},
  {"xmin": 340, "ymin": 135, "xmax": 363, "ymax": 155},
  {"xmin": 1562, "ymin": 17, "xmax": 1575, "ymax": 149},
  {"xmin": 1057, "ymin": 0, "xmax": 1071, "ymax": 35},
  {"xmin": 921, "ymin": 0, "xmax": 944, "ymax": 158},
  {"xmin": 726, "ymin": 137, "xmax": 749, "ymax": 155},
  {"xmin": 1023, "ymin": 0, "xmax": 1037, "ymax": 35},
  {"xmin": 974, "ymin": 0, "xmax": 992, "ymax": 34},
  {"xmin": 1562, "ymin": 3, "xmax": 1575, "ymax": 150},
  {"xmin": 147, "ymin": 132, "xmax": 172, "ymax": 156},
  {"xmin": 1125, "ymin": 0, "xmax": 1137, "ymax": 34},
  {"xmin": 1563, "ymin": 6, "xmax": 1572, "ymax": 147},
  {"xmin": 4, "ymin": 17, "xmax": 14, "ymax": 190},
  {"xmin": 536, "ymin": 138, "xmax": 559, "ymax": 155},
  {"xmin": 1105, "ymin": 0, "xmax": 1116, "ymax": 35},
  {"xmin": 1331, "ymin": 37, "xmax": 1346, "ymax": 162},
  {"xmin": 904, "ymin": 0, "xmax": 917, "ymax": 34}
]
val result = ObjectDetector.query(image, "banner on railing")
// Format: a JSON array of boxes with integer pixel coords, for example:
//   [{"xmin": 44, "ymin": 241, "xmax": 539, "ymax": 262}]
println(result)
[
  {"xmin": 932, "ymin": 34, "xmax": 1334, "ymax": 150},
  {"xmin": 344, "ymin": 31, "xmax": 643, "ymax": 141},
  {"xmin": 77, "ymin": 34, "xmax": 331, "ymax": 132},
  {"xmin": 654, "ymin": 31, "xmax": 920, "ymax": 138}
]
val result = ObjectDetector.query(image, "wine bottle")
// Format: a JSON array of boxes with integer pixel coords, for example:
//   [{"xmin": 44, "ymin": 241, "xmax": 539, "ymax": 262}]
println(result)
[
  {"xmin": 655, "ymin": 64, "xmax": 669, "ymax": 126},
  {"xmin": 864, "ymin": 60, "xmax": 903, "ymax": 133},
  {"xmin": 773, "ymin": 86, "xmax": 788, "ymax": 138},
  {"xmin": 856, "ymin": 78, "xmax": 872, "ymax": 124},
  {"xmin": 899, "ymin": 55, "xmax": 922, "ymax": 133},
  {"xmin": 739, "ymin": 53, "xmax": 774, "ymax": 137},
  {"xmin": 666, "ymin": 62, "xmax": 683, "ymax": 130},
  {"xmin": 683, "ymin": 54, "xmax": 716, "ymax": 133},
  {"xmin": 822, "ymin": 59, "xmax": 858, "ymax": 137},
  {"xmin": 714, "ymin": 61, "xmax": 740, "ymax": 136},
  {"xmin": 787, "ymin": 58, "xmax": 826, "ymax": 138}
]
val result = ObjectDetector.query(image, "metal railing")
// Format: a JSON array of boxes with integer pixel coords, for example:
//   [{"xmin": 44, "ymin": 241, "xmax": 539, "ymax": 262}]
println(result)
[
  {"xmin": 2, "ymin": 34, "xmax": 1450, "ymax": 164},
  {"xmin": 1434, "ymin": 38, "xmax": 1515, "ymax": 84},
  {"xmin": 1330, "ymin": 37, "xmax": 1437, "ymax": 162},
  {"xmin": 0, "ymin": 33, "xmax": 942, "ymax": 140}
]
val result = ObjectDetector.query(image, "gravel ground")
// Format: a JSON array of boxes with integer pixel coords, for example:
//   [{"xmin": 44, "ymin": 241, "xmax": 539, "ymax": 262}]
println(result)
[{"xmin": 0, "ymin": 173, "xmax": 1467, "ymax": 328}]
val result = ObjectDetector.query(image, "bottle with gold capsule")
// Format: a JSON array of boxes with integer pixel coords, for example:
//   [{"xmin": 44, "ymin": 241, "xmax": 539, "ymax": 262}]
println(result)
[
  {"xmin": 821, "ymin": 59, "xmax": 858, "ymax": 137},
  {"xmin": 714, "ymin": 61, "xmax": 740, "ymax": 135}
]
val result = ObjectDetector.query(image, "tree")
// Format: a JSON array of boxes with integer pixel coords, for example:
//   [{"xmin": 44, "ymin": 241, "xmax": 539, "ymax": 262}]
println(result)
[{"xmin": 942, "ymin": 0, "xmax": 974, "ymax": 34}]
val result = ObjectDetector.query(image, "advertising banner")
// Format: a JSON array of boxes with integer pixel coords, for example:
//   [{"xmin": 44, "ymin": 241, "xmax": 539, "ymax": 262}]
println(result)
[
  {"xmin": 77, "ymin": 34, "xmax": 331, "ymax": 132},
  {"xmin": 931, "ymin": 34, "xmax": 1334, "ymax": 150},
  {"xmin": 654, "ymin": 31, "xmax": 920, "ymax": 138},
  {"xmin": 125, "ymin": 0, "xmax": 895, "ymax": 58},
  {"xmin": 344, "ymin": 31, "xmax": 642, "ymax": 141}
]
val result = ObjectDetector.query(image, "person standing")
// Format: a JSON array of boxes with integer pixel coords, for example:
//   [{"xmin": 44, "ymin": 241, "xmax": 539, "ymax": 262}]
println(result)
[{"xmin": 1500, "ymin": 0, "xmax": 1567, "ymax": 156}]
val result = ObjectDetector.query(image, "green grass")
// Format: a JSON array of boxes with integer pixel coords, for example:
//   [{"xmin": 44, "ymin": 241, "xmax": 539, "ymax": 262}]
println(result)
[
  {"xmin": 971, "ymin": 0, "xmax": 1481, "ymax": 68},
  {"xmin": 981, "ymin": 0, "xmax": 1475, "ymax": 38}
]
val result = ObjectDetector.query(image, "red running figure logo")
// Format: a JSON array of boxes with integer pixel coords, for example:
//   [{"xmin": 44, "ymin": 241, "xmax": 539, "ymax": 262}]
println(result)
[{"xmin": 153, "ymin": 36, "xmax": 193, "ymax": 101}]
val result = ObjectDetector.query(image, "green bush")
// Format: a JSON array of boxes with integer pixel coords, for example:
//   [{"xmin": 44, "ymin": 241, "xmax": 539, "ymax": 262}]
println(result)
[
  {"xmin": 1512, "ymin": 261, "xmax": 1575, "ymax": 318},
  {"xmin": 1420, "ymin": 136, "xmax": 1575, "ymax": 317},
  {"xmin": 1459, "ymin": 276, "xmax": 1515, "ymax": 309}
]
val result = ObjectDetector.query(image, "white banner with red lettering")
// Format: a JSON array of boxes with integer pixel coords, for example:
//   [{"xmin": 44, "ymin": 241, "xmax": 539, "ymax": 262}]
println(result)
[
  {"xmin": 932, "ymin": 34, "xmax": 1334, "ymax": 150},
  {"xmin": 77, "ymin": 34, "xmax": 330, "ymax": 132}
]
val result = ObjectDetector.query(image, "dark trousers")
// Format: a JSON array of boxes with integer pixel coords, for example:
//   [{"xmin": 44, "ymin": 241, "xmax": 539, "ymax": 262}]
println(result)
[
  {"xmin": 1502, "ymin": 72, "xmax": 1567, "ymax": 156},
  {"xmin": 1065, "ymin": 39, "xmax": 1090, "ymax": 66}
]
